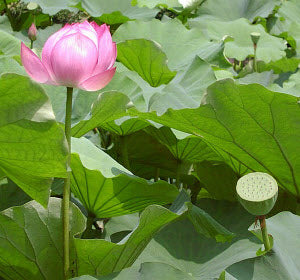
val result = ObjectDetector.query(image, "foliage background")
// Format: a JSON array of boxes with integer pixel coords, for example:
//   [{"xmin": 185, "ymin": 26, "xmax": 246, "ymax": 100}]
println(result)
[{"xmin": 0, "ymin": 0, "xmax": 299, "ymax": 279}]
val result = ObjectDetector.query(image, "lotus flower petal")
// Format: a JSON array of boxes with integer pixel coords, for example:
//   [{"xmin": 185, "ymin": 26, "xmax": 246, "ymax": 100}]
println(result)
[
  {"xmin": 50, "ymin": 33, "xmax": 98, "ymax": 87},
  {"xmin": 79, "ymin": 67, "xmax": 116, "ymax": 91},
  {"xmin": 42, "ymin": 24, "xmax": 73, "ymax": 79},
  {"xmin": 21, "ymin": 42, "xmax": 52, "ymax": 84},
  {"xmin": 94, "ymin": 24, "xmax": 117, "ymax": 73},
  {"xmin": 21, "ymin": 20, "xmax": 116, "ymax": 89}
]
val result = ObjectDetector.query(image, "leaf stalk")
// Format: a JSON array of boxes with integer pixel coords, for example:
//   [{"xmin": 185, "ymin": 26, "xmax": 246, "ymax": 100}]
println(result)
[{"xmin": 62, "ymin": 87, "xmax": 73, "ymax": 279}]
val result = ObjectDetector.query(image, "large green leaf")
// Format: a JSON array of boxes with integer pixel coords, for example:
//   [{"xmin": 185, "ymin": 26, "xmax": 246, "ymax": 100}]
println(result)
[
  {"xmin": 130, "ymin": 79, "xmax": 300, "ymax": 197},
  {"xmin": 0, "ymin": 74, "xmax": 67, "ymax": 206},
  {"xmin": 0, "ymin": 57, "xmax": 25, "ymax": 76},
  {"xmin": 99, "ymin": 69, "xmax": 147, "ymax": 111},
  {"xmin": 257, "ymin": 57, "xmax": 300, "ymax": 74},
  {"xmin": 126, "ymin": 199, "xmax": 260, "ymax": 280},
  {"xmin": 70, "ymin": 137, "xmax": 179, "ymax": 218},
  {"xmin": 74, "ymin": 191, "xmax": 233, "ymax": 276},
  {"xmin": 22, "ymin": 0, "xmax": 78, "ymax": 15},
  {"xmin": 117, "ymin": 39, "xmax": 176, "ymax": 87},
  {"xmin": 148, "ymin": 56, "xmax": 216, "ymax": 114},
  {"xmin": 145, "ymin": 126, "xmax": 220, "ymax": 162},
  {"xmin": 0, "ymin": 178, "xmax": 31, "ymax": 211},
  {"xmin": 269, "ymin": 71, "xmax": 300, "ymax": 98},
  {"xmin": 113, "ymin": 19, "xmax": 211, "ymax": 70},
  {"xmin": 0, "ymin": 30, "xmax": 21, "ymax": 56},
  {"xmin": 76, "ymin": 0, "xmax": 157, "ymax": 19},
  {"xmin": 269, "ymin": 0, "xmax": 300, "ymax": 35},
  {"xmin": 75, "ymin": 209, "xmax": 300, "ymax": 280},
  {"xmin": 108, "ymin": 130, "xmax": 179, "ymax": 179},
  {"xmin": 72, "ymin": 91, "xmax": 130, "ymax": 137},
  {"xmin": 193, "ymin": 0, "xmax": 280, "ymax": 22},
  {"xmin": 0, "ymin": 198, "xmax": 85, "ymax": 280},
  {"xmin": 194, "ymin": 161, "xmax": 238, "ymax": 202},
  {"xmin": 100, "ymin": 117, "xmax": 150, "ymax": 136},
  {"xmin": 226, "ymin": 212, "xmax": 300, "ymax": 279},
  {"xmin": 191, "ymin": 18, "xmax": 286, "ymax": 63},
  {"xmin": 44, "ymin": 84, "xmax": 101, "ymax": 123},
  {"xmin": 132, "ymin": 0, "xmax": 180, "ymax": 9}
]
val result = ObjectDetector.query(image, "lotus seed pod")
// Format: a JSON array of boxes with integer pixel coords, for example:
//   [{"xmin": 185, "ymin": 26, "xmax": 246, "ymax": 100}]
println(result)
[
  {"xmin": 236, "ymin": 172, "xmax": 278, "ymax": 216},
  {"xmin": 250, "ymin": 32, "xmax": 261, "ymax": 45},
  {"xmin": 27, "ymin": 2, "xmax": 38, "ymax": 10}
]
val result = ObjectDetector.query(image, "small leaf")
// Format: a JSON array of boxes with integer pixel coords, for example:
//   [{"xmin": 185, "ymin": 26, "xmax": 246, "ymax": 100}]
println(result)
[{"xmin": 117, "ymin": 39, "xmax": 177, "ymax": 87}]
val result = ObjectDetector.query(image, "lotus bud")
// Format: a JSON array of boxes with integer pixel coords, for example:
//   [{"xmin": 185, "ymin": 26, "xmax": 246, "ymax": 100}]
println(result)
[
  {"xmin": 28, "ymin": 23, "xmax": 37, "ymax": 42},
  {"xmin": 236, "ymin": 172, "xmax": 278, "ymax": 216}
]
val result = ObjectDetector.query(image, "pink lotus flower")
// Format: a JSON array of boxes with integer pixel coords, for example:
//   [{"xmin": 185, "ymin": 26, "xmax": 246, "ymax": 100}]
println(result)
[
  {"xmin": 21, "ymin": 21, "xmax": 116, "ymax": 91},
  {"xmin": 28, "ymin": 23, "xmax": 37, "ymax": 41}
]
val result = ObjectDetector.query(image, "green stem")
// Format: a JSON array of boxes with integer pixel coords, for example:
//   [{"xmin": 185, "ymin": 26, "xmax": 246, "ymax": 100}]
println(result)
[
  {"xmin": 259, "ymin": 216, "xmax": 271, "ymax": 251},
  {"xmin": 176, "ymin": 161, "xmax": 181, "ymax": 188},
  {"xmin": 81, "ymin": 214, "xmax": 95, "ymax": 239},
  {"xmin": 62, "ymin": 87, "xmax": 73, "ymax": 279},
  {"xmin": 253, "ymin": 44, "xmax": 257, "ymax": 72},
  {"xmin": 120, "ymin": 136, "xmax": 130, "ymax": 170},
  {"xmin": 154, "ymin": 168, "xmax": 160, "ymax": 182},
  {"xmin": 30, "ymin": 40, "xmax": 33, "ymax": 49}
]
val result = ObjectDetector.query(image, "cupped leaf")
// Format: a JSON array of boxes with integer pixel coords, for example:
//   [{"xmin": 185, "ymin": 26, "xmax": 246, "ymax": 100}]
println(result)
[
  {"xmin": 71, "ymin": 137, "xmax": 179, "ymax": 218},
  {"xmin": 129, "ymin": 79, "xmax": 300, "ymax": 197},
  {"xmin": 74, "ymin": 191, "xmax": 233, "ymax": 276},
  {"xmin": 117, "ymin": 39, "xmax": 176, "ymax": 87},
  {"xmin": 0, "ymin": 74, "xmax": 67, "ymax": 206},
  {"xmin": 0, "ymin": 198, "xmax": 85, "ymax": 280}
]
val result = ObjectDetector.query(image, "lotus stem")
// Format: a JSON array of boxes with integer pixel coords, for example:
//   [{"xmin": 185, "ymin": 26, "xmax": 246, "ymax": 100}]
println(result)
[
  {"xmin": 253, "ymin": 44, "xmax": 257, "ymax": 72},
  {"xmin": 62, "ymin": 87, "xmax": 73, "ymax": 279},
  {"xmin": 120, "ymin": 135, "xmax": 130, "ymax": 170},
  {"xmin": 30, "ymin": 40, "xmax": 33, "ymax": 49},
  {"xmin": 176, "ymin": 161, "xmax": 182, "ymax": 188},
  {"xmin": 259, "ymin": 216, "xmax": 271, "ymax": 251},
  {"xmin": 154, "ymin": 168, "xmax": 160, "ymax": 182},
  {"xmin": 81, "ymin": 214, "xmax": 95, "ymax": 239}
]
